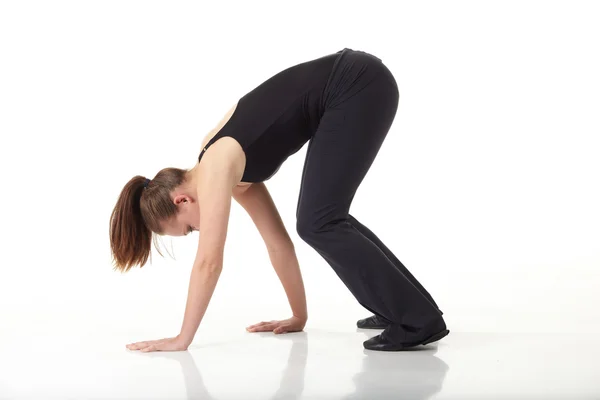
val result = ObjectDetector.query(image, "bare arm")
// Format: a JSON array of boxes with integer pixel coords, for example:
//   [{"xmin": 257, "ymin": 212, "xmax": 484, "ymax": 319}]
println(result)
[
  {"xmin": 178, "ymin": 142, "xmax": 241, "ymax": 344},
  {"xmin": 233, "ymin": 182, "xmax": 307, "ymax": 321}
]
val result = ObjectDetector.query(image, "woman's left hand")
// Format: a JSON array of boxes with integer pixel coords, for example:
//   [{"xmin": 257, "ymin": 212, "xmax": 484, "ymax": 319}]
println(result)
[
  {"xmin": 126, "ymin": 335, "xmax": 190, "ymax": 352},
  {"xmin": 246, "ymin": 316, "xmax": 306, "ymax": 334}
]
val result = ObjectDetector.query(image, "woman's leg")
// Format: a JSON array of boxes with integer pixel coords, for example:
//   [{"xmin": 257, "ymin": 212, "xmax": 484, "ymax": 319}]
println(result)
[
  {"xmin": 295, "ymin": 53, "xmax": 446, "ymax": 349},
  {"xmin": 350, "ymin": 214, "xmax": 443, "ymax": 329},
  {"xmin": 348, "ymin": 214, "xmax": 441, "ymax": 311}
]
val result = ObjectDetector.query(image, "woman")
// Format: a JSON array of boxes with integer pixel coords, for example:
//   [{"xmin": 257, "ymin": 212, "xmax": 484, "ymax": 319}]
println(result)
[{"xmin": 110, "ymin": 48, "xmax": 449, "ymax": 352}]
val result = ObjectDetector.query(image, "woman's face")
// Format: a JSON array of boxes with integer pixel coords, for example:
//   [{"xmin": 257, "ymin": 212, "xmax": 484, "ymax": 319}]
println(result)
[{"xmin": 160, "ymin": 194, "xmax": 200, "ymax": 237}]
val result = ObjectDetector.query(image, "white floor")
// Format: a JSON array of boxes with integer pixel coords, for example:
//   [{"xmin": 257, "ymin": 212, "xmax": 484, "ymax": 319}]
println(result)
[{"xmin": 2, "ymin": 327, "xmax": 599, "ymax": 399}]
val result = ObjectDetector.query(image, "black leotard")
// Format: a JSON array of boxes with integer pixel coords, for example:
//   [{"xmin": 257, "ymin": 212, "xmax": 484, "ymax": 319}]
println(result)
[{"xmin": 197, "ymin": 49, "xmax": 346, "ymax": 183}]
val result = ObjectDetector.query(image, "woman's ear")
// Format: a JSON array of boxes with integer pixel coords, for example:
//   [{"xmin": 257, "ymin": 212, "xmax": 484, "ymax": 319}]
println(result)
[{"xmin": 173, "ymin": 194, "xmax": 187, "ymax": 205}]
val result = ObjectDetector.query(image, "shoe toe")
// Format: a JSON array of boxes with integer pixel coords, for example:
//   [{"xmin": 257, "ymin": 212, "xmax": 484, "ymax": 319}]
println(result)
[
  {"xmin": 363, "ymin": 332, "xmax": 402, "ymax": 351},
  {"xmin": 356, "ymin": 315, "xmax": 376, "ymax": 328},
  {"xmin": 357, "ymin": 315, "xmax": 389, "ymax": 329}
]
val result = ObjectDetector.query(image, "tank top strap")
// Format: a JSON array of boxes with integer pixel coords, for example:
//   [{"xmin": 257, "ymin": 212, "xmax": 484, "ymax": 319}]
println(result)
[{"xmin": 198, "ymin": 133, "xmax": 224, "ymax": 162}]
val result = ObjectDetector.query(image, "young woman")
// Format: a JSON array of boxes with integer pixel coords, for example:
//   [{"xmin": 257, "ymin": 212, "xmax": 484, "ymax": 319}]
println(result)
[{"xmin": 110, "ymin": 48, "xmax": 449, "ymax": 352}]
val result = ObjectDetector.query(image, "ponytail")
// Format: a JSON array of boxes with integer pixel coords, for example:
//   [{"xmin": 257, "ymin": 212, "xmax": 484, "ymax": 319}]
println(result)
[
  {"xmin": 109, "ymin": 175, "xmax": 153, "ymax": 272},
  {"xmin": 109, "ymin": 167, "xmax": 187, "ymax": 272}
]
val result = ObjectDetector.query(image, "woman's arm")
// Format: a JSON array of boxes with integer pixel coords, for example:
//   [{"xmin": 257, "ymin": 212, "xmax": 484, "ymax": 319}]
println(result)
[
  {"xmin": 128, "ymin": 143, "xmax": 240, "ymax": 352},
  {"xmin": 233, "ymin": 182, "xmax": 307, "ymax": 321},
  {"xmin": 179, "ymin": 144, "xmax": 241, "ymax": 344},
  {"xmin": 266, "ymin": 246, "xmax": 307, "ymax": 321}
]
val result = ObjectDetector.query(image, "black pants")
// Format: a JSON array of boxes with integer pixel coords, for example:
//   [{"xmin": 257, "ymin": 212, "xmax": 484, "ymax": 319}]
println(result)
[{"xmin": 296, "ymin": 49, "xmax": 445, "ymax": 344}]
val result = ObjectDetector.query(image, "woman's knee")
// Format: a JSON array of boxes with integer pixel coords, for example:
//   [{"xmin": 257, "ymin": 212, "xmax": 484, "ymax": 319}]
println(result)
[{"xmin": 296, "ymin": 217, "xmax": 315, "ymax": 241}]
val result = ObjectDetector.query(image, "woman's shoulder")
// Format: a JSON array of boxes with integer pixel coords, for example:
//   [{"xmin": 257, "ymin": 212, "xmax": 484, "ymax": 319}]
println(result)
[{"xmin": 199, "ymin": 102, "xmax": 239, "ymax": 151}]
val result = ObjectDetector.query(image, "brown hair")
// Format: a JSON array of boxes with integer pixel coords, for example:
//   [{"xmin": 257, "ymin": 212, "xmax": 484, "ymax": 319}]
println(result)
[{"xmin": 109, "ymin": 167, "xmax": 188, "ymax": 273}]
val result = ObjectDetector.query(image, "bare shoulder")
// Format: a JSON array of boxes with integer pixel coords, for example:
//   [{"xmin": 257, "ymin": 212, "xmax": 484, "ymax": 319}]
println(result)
[
  {"xmin": 198, "ymin": 102, "xmax": 251, "ymax": 189},
  {"xmin": 200, "ymin": 103, "xmax": 239, "ymax": 150}
]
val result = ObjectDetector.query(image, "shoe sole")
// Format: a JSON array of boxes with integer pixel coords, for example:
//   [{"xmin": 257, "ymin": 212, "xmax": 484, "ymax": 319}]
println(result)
[
  {"xmin": 363, "ymin": 329, "xmax": 450, "ymax": 351},
  {"xmin": 420, "ymin": 329, "xmax": 450, "ymax": 346}
]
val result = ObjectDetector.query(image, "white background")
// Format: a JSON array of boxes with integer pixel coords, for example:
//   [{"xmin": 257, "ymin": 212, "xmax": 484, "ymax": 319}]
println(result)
[{"xmin": 1, "ymin": 1, "xmax": 599, "ymax": 392}]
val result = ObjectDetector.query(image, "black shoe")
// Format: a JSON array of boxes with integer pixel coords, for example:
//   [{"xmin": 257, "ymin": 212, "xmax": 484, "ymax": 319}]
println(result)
[
  {"xmin": 363, "ymin": 328, "xmax": 450, "ymax": 351},
  {"xmin": 357, "ymin": 309, "xmax": 444, "ymax": 330},
  {"xmin": 356, "ymin": 314, "xmax": 391, "ymax": 329}
]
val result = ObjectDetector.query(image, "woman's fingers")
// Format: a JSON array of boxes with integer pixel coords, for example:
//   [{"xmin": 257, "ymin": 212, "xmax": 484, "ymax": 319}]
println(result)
[
  {"xmin": 127, "ymin": 341, "xmax": 148, "ymax": 350},
  {"xmin": 247, "ymin": 321, "xmax": 277, "ymax": 330},
  {"xmin": 248, "ymin": 324, "xmax": 277, "ymax": 332},
  {"xmin": 141, "ymin": 344, "xmax": 157, "ymax": 352},
  {"xmin": 127, "ymin": 339, "xmax": 165, "ymax": 350},
  {"xmin": 126, "ymin": 336, "xmax": 188, "ymax": 353},
  {"xmin": 247, "ymin": 321, "xmax": 283, "ymax": 332},
  {"xmin": 246, "ymin": 317, "xmax": 302, "ymax": 335},
  {"xmin": 273, "ymin": 326, "xmax": 287, "ymax": 334},
  {"xmin": 251, "ymin": 320, "xmax": 276, "ymax": 327},
  {"xmin": 246, "ymin": 321, "xmax": 295, "ymax": 333}
]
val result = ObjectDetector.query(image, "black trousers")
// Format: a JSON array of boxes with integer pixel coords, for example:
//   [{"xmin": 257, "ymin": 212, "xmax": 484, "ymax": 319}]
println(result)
[{"xmin": 295, "ymin": 49, "xmax": 446, "ymax": 344}]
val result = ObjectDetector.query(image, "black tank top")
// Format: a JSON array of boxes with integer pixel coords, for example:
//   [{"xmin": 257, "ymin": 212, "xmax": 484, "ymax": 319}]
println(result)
[{"xmin": 197, "ymin": 49, "xmax": 346, "ymax": 183}]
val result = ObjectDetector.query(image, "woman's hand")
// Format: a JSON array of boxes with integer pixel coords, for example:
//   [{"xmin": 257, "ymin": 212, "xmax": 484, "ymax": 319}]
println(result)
[
  {"xmin": 126, "ymin": 334, "xmax": 190, "ymax": 352},
  {"xmin": 246, "ymin": 316, "xmax": 306, "ymax": 334}
]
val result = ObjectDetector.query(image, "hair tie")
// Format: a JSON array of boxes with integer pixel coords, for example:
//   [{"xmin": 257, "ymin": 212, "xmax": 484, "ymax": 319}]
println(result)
[{"xmin": 143, "ymin": 178, "xmax": 151, "ymax": 188}]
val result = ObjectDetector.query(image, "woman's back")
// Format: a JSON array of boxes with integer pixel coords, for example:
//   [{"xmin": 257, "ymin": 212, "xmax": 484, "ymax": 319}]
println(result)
[{"xmin": 198, "ymin": 50, "xmax": 341, "ymax": 183}]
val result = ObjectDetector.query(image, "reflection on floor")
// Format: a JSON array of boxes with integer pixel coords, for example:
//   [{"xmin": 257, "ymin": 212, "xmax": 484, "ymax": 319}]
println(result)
[{"xmin": 2, "ymin": 329, "xmax": 598, "ymax": 399}]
